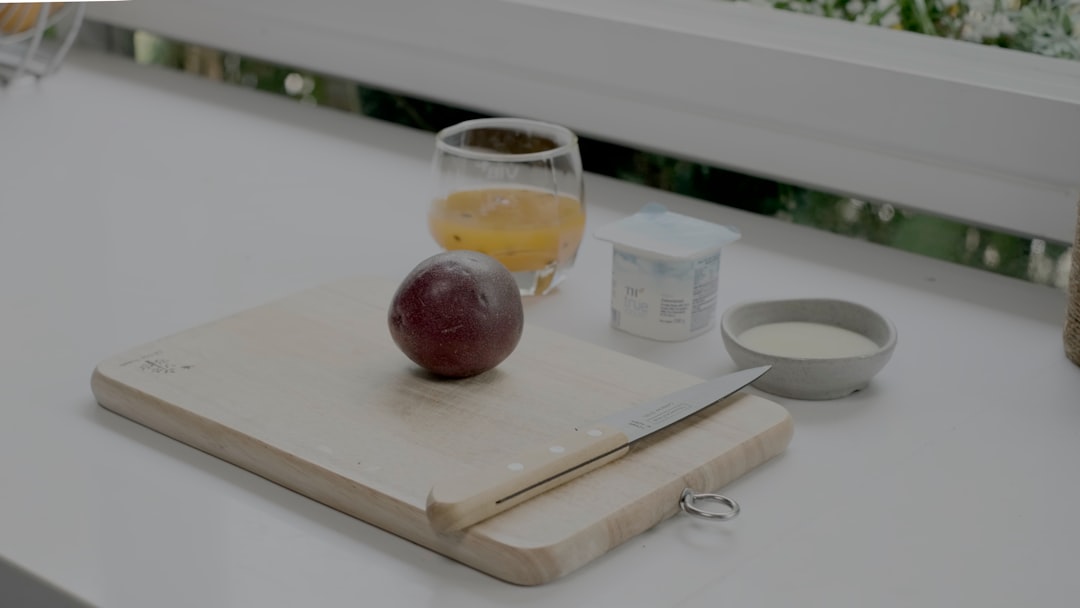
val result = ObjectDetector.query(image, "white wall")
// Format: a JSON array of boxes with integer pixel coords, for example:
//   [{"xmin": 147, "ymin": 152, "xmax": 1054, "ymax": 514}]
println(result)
[{"xmin": 88, "ymin": 0, "xmax": 1080, "ymax": 242}]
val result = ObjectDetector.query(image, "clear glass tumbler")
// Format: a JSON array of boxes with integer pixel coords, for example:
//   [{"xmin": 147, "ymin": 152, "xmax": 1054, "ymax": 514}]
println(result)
[{"xmin": 430, "ymin": 118, "xmax": 585, "ymax": 296}]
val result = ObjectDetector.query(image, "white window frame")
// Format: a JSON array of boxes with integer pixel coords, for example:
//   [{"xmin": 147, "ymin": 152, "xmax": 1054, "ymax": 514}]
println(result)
[{"xmin": 88, "ymin": 0, "xmax": 1080, "ymax": 242}]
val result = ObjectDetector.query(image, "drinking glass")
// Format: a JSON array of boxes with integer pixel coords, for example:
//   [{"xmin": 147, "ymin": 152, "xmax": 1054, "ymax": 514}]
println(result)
[{"xmin": 430, "ymin": 118, "xmax": 585, "ymax": 296}]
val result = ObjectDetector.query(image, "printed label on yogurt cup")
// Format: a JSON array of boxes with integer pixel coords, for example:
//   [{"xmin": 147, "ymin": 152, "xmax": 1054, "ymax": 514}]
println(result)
[{"xmin": 596, "ymin": 204, "xmax": 738, "ymax": 342}]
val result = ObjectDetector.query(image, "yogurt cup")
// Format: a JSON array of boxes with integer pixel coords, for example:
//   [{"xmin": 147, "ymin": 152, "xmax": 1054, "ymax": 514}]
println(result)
[{"xmin": 594, "ymin": 203, "xmax": 740, "ymax": 341}]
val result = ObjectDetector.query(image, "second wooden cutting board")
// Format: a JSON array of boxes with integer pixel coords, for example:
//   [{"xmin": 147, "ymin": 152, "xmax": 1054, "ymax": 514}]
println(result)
[{"xmin": 91, "ymin": 276, "xmax": 794, "ymax": 585}]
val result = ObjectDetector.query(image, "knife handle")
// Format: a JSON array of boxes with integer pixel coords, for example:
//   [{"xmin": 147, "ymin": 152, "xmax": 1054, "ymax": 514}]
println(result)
[{"xmin": 426, "ymin": 424, "xmax": 631, "ymax": 532}]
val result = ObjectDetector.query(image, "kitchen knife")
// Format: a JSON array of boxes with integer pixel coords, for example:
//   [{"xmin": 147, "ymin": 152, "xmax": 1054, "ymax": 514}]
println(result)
[{"xmin": 426, "ymin": 365, "xmax": 771, "ymax": 532}]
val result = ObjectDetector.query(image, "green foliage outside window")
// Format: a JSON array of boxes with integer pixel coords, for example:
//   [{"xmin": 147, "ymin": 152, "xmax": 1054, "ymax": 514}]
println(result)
[
  {"xmin": 117, "ymin": 16, "xmax": 1072, "ymax": 288},
  {"xmin": 760, "ymin": 0, "xmax": 1080, "ymax": 59}
]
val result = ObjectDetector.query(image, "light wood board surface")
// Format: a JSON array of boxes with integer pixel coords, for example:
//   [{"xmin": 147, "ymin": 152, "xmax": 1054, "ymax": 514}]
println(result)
[{"xmin": 91, "ymin": 276, "xmax": 794, "ymax": 585}]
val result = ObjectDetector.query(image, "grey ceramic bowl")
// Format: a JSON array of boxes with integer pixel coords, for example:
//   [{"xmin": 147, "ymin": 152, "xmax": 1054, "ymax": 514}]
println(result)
[{"xmin": 720, "ymin": 299, "xmax": 897, "ymax": 400}]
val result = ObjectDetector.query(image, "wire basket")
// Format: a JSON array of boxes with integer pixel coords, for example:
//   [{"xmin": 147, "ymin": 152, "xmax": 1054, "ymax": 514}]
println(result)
[
  {"xmin": 1067, "ymin": 201, "xmax": 1080, "ymax": 367},
  {"xmin": 0, "ymin": 2, "xmax": 86, "ymax": 85}
]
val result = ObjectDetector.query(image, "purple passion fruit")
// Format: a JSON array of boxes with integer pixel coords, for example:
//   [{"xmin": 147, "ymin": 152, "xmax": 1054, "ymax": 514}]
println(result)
[{"xmin": 388, "ymin": 251, "xmax": 524, "ymax": 378}]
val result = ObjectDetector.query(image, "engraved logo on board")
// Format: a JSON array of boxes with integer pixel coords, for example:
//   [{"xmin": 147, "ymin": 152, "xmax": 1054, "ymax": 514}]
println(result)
[
  {"xmin": 118, "ymin": 350, "xmax": 193, "ymax": 373},
  {"xmin": 140, "ymin": 358, "xmax": 177, "ymax": 374}
]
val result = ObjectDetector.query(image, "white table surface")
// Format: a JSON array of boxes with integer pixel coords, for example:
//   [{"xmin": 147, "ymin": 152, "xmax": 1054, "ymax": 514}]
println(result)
[{"xmin": 2, "ymin": 50, "xmax": 1078, "ymax": 607}]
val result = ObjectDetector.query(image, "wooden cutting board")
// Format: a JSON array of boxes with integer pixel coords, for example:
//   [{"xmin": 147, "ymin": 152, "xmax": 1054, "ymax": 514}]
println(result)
[{"xmin": 91, "ymin": 276, "xmax": 793, "ymax": 585}]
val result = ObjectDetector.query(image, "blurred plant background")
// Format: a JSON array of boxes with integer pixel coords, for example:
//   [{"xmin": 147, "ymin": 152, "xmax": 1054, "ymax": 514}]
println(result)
[
  {"xmin": 753, "ymin": 0, "xmax": 1080, "ymax": 60},
  {"xmin": 89, "ymin": 14, "xmax": 1074, "ymax": 289}
]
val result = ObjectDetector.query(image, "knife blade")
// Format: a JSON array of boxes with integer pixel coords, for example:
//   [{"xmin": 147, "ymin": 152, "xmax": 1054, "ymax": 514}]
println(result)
[{"xmin": 425, "ymin": 365, "xmax": 771, "ymax": 532}]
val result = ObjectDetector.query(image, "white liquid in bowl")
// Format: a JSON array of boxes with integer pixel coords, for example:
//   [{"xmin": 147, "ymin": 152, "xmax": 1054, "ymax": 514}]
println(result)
[{"xmin": 738, "ymin": 321, "xmax": 879, "ymax": 359}]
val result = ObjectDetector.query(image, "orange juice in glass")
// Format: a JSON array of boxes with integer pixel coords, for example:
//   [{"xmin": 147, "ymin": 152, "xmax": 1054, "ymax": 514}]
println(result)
[{"xmin": 431, "ymin": 118, "xmax": 585, "ymax": 296}]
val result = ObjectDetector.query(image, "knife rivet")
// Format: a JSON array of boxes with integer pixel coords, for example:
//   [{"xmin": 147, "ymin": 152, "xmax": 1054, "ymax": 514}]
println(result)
[
  {"xmin": 549, "ymin": 445, "xmax": 565, "ymax": 453},
  {"xmin": 587, "ymin": 429, "xmax": 603, "ymax": 437},
  {"xmin": 507, "ymin": 463, "xmax": 525, "ymax": 471}
]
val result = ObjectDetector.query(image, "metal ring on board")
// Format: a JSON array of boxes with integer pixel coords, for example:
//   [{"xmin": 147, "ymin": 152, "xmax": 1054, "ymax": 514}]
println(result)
[{"xmin": 679, "ymin": 488, "xmax": 740, "ymax": 521}]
